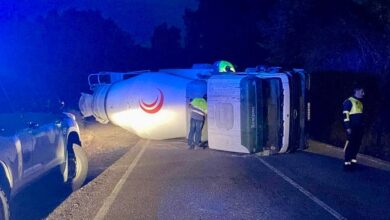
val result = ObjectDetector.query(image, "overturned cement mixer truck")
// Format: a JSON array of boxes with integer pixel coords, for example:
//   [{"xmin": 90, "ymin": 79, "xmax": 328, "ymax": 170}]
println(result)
[{"xmin": 79, "ymin": 61, "xmax": 310, "ymax": 154}]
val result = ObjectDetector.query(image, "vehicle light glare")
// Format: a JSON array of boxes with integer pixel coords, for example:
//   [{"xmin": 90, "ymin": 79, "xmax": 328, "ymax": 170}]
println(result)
[{"xmin": 110, "ymin": 108, "xmax": 178, "ymax": 139}]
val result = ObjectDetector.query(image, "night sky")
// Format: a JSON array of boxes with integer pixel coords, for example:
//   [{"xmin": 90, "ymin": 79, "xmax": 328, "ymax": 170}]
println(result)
[{"xmin": 0, "ymin": 0, "xmax": 198, "ymax": 45}]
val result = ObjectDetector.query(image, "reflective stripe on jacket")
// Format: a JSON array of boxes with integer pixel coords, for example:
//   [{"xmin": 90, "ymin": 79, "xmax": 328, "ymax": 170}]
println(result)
[
  {"xmin": 343, "ymin": 96, "xmax": 364, "ymax": 129},
  {"xmin": 190, "ymin": 98, "xmax": 207, "ymax": 120},
  {"xmin": 191, "ymin": 98, "xmax": 207, "ymax": 115}
]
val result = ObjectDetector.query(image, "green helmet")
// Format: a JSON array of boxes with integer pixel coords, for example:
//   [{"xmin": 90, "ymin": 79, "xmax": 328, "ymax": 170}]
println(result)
[{"xmin": 213, "ymin": 60, "xmax": 236, "ymax": 73}]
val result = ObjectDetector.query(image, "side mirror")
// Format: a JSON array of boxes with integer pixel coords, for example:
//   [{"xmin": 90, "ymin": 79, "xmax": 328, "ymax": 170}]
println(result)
[
  {"xmin": 45, "ymin": 98, "xmax": 65, "ymax": 113},
  {"xmin": 59, "ymin": 100, "xmax": 65, "ymax": 110}
]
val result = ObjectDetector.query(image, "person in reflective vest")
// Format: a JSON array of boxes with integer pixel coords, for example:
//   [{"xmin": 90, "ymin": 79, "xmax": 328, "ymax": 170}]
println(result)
[
  {"xmin": 342, "ymin": 84, "xmax": 365, "ymax": 171},
  {"xmin": 188, "ymin": 97, "xmax": 207, "ymax": 149}
]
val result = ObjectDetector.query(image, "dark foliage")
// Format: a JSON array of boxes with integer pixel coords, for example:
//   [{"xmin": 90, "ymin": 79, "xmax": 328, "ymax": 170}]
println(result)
[
  {"xmin": 150, "ymin": 23, "xmax": 186, "ymax": 69},
  {"xmin": 183, "ymin": 0, "xmax": 272, "ymax": 68},
  {"xmin": 0, "ymin": 1, "xmax": 390, "ymax": 160},
  {"xmin": 184, "ymin": 0, "xmax": 390, "ymax": 160},
  {"xmin": 0, "ymin": 9, "xmax": 154, "ymax": 107}
]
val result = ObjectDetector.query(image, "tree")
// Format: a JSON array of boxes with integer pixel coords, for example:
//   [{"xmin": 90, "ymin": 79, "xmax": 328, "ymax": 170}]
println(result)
[
  {"xmin": 152, "ymin": 23, "xmax": 181, "ymax": 51},
  {"xmin": 150, "ymin": 23, "xmax": 185, "ymax": 68},
  {"xmin": 184, "ymin": 0, "xmax": 271, "ymax": 68},
  {"xmin": 0, "ymin": 8, "xmax": 143, "ymax": 107}
]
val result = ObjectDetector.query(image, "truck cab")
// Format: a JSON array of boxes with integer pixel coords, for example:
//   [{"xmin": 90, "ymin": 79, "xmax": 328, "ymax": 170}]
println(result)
[{"xmin": 207, "ymin": 67, "xmax": 310, "ymax": 154}]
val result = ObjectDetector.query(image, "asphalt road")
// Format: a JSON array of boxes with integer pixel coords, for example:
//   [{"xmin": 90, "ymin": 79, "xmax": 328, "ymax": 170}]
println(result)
[
  {"xmin": 9, "ymin": 121, "xmax": 137, "ymax": 220},
  {"xmin": 48, "ymin": 137, "xmax": 390, "ymax": 220}
]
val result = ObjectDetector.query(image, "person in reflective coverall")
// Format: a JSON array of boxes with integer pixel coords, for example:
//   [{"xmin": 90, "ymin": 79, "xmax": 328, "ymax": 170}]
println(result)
[
  {"xmin": 188, "ymin": 97, "xmax": 207, "ymax": 149},
  {"xmin": 342, "ymin": 85, "xmax": 365, "ymax": 171}
]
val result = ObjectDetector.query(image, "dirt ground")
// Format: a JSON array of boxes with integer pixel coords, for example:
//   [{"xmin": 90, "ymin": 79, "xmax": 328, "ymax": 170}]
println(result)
[
  {"xmin": 46, "ymin": 112, "xmax": 144, "ymax": 220},
  {"xmin": 73, "ymin": 111, "xmax": 140, "ymax": 182}
]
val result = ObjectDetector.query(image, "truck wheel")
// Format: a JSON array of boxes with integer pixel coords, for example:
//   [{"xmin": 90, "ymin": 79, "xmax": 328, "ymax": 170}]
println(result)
[
  {"xmin": 66, "ymin": 144, "xmax": 89, "ymax": 191},
  {"xmin": 0, "ymin": 188, "xmax": 9, "ymax": 220}
]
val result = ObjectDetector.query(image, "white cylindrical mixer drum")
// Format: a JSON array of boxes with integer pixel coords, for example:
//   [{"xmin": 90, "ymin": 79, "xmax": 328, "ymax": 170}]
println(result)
[{"xmin": 79, "ymin": 72, "xmax": 191, "ymax": 140}]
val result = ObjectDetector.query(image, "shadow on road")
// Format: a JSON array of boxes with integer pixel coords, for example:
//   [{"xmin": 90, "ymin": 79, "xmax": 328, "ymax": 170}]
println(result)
[
  {"xmin": 261, "ymin": 151, "xmax": 390, "ymax": 219},
  {"xmin": 10, "ymin": 171, "xmax": 71, "ymax": 220},
  {"xmin": 10, "ymin": 147, "xmax": 129, "ymax": 220}
]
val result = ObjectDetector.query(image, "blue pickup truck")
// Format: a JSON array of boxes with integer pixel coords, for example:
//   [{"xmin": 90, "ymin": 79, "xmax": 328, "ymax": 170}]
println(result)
[{"xmin": 0, "ymin": 84, "xmax": 88, "ymax": 220}]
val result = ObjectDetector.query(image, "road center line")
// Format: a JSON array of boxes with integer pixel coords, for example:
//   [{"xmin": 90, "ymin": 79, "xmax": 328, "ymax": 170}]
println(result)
[
  {"xmin": 94, "ymin": 140, "xmax": 148, "ymax": 220},
  {"xmin": 256, "ymin": 157, "xmax": 346, "ymax": 220}
]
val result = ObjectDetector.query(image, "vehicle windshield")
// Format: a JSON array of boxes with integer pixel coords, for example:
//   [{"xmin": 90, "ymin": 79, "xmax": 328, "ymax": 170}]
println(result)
[
  {"xmin": 262, "ymin": 78, "xmax": 282, "ymax": 150},
  {"xmin": 0, "ymin": 79, "xmax": 25, "ymax": 135},
  {"xmin": 0, "ymin": 78, "xmax": 62, "ymax": 135}
]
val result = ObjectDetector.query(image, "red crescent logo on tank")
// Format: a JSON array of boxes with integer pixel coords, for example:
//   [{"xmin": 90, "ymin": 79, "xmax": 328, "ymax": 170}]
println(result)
[{"xmin": 139, "ymin": 89, "xmax": 164, "ymax": 114}]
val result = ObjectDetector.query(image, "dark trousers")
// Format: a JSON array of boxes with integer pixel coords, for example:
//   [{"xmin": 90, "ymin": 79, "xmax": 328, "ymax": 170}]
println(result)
[
  {"xmin": 188, "ymin": 118, "xmax": 204, "ymax": 147},
  {"xmin": 344, "ymin": 126, "xmax": 364, "ymax": 162}
]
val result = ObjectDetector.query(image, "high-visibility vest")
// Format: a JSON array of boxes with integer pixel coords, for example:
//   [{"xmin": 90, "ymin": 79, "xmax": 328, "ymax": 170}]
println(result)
[
  {"xmin": 347, "ymin": 97, "xmax": 363, "ymax": 115},
  {"xmin": 191, "ymin": 98, "xmax": 207, "ymax": 115},
  {"xmin": 343, "ymin": 97, "xmax": 363, "ymax": 127}
]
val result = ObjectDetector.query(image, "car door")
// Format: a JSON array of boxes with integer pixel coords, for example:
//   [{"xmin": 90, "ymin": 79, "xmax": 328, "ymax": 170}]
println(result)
[
  {"xmin": 25, "ymin": 112, "xmax": 63, "ymax": 170},
  {"xmin": 0, "ymin": 113, "xmax": 35, "ymax": 180},
  {"xmin": 0, "ymin": 81, "xmax": 40, "ymax": 186},
  {"xmin": 19, "ymin": 126, "xmax": 37, "ymax": 177}
]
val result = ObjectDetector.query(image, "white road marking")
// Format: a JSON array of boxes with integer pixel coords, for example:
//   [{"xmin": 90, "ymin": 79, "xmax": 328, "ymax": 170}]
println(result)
[
  {"xmin": 94, "ymin": 140, "xmax": 148, "ymax": 220},
  {"xmin": 256, "ymin": 157, "xmax": 347, "ymax": 220}
]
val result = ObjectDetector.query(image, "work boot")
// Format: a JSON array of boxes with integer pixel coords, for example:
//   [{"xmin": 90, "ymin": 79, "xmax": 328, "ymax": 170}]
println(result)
[{"xmin": 200, "ymin": 141, "xmax": 208, "ymax": 149}]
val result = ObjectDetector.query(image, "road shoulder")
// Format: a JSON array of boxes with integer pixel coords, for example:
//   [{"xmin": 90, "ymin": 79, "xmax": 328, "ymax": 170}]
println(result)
[
  {"xmin": 47, "ymin": 139, "xmax": 147, "ymax": 220},
  {"xmin": 307, "ymin": 140, "xmax": 390, "ymax": 171}
]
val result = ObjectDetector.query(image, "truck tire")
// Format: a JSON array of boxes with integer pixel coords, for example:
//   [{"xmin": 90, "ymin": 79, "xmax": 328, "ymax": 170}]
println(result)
[
  {"xmin": 66, "ymin": 144, "xmax": 89, "ymax": 191},
  {"xmin": 0, "ymin": 188, "xmax": 9, "ymax": 220}
]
